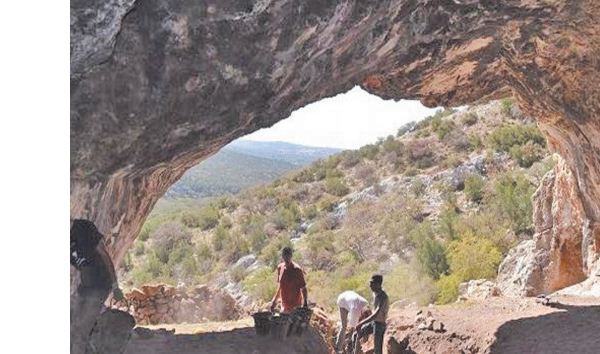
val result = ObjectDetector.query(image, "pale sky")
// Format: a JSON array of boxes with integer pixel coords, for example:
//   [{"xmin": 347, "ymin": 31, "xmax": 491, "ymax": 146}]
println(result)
[{"xmin": 243, "ymin": 86, "xmax": 440, "ymax": 149}]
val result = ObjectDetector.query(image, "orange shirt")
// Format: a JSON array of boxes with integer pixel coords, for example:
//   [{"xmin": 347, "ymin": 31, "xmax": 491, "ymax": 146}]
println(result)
[{"xmin": 277, "ymin": 262, "xmax": 306, "ymax": 313}]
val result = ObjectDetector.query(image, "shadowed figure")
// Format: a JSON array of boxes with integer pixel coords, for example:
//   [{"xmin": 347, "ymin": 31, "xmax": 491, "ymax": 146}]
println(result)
[
  {"xmin": 70, "ymin": 219, "xmax": 123, "ymax": 354},
  {"xmin": 489, "ymin": 303, "xmax": 600, "ymax": 354}
]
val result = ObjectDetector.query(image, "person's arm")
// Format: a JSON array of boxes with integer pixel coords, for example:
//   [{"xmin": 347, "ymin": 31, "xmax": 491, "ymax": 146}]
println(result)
[
  {"xmin": 356, "ymin": 305, "xmax": 380, "ymax": 330},
  {"xmin": 270, "ymin": 285, "xmax": 281, "ymax": 311},
  {"xmin": 270, "ymin": 266, "xmax": 281, "ymax": 311},
  {"xmin": 301, "ymin": 287, "xmax": 308, "ymax": 307}
]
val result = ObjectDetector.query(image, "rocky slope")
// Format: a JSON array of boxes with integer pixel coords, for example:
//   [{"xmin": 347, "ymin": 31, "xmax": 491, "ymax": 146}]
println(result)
[
  {"xmin": 120, "ymin": 101, "xmax": 556, "ymax": 312},
  {"xmin": 71, "ymin": 0, "xmax": 600, "ymax": 351}
]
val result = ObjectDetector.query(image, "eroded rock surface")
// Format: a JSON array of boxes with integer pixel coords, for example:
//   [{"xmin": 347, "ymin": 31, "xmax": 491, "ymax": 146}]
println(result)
[
  {"xmin": 498, "ymin": 157, "xmax": 596, "ymax": 296},
  {"xmin": 71, "ymin": 0, "xmax": 600, "ymax": 350}
]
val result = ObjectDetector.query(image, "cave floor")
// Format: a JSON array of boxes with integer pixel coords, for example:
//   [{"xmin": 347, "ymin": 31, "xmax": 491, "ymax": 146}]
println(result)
[{"xmin": 124, "ymin": 320, "xmax": 330, "ymax": 354}]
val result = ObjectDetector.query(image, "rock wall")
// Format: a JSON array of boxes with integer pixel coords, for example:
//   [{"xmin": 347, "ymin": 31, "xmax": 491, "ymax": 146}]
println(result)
[
  {"xmin": 497, "ymin": 156, "xmax": 599, "ymax": 296},
  {"xmin": 111, "ymin": 284, "xmax": 243, "ymax": 325},
  {"xmin": 70, "ymin": 0, "xmax": 600, "ymax": 351}
]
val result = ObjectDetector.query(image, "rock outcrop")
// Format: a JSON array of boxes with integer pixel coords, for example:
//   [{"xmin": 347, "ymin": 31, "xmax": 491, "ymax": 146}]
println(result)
[
  {"xmin": 497, "ymin": 157, "xmax": 596, "ymax": 296},
  {"xmin": 111, "ymin": 284, "xmax": 243, "ymax": 325},
  {"xmin": 70, "ymin": 0, "xmax": 600, "ymax": 351}
]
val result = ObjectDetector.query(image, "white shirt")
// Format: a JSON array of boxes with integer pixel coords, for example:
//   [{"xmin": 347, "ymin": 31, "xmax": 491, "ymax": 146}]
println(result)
[{"xmin": 337, "ymin": 290, "xmax": 369, "ymax": 327}]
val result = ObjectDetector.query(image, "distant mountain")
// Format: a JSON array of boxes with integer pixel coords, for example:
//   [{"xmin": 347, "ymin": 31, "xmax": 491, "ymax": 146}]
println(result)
[
  {"xmin": 225, "ymin": 140, "xmax": 342, "ymax": 166},
  {"xmin": 164, "ymin": 141, "xmax": 341, "ymax": 199}
]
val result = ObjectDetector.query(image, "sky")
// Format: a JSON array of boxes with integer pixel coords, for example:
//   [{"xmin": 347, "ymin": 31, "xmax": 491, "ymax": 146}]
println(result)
[{"xmin": 242, "ymin": 86, "xmax": 440, "ymax": 149}]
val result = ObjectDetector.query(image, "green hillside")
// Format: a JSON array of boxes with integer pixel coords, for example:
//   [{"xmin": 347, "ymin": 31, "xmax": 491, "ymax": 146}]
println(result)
[{"xmin": 120, "ymin": 99, "xmax": 554, "ymax": 309}]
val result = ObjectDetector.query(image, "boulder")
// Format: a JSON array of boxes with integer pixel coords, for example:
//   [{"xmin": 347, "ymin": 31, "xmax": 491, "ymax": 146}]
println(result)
[
  {"xmin": 457, "ymin": 279, "xmax": 499, "ymax": 301},
  {"xmin": 86, "ymin": 309, "xmax": 135, "ymax": 354}
]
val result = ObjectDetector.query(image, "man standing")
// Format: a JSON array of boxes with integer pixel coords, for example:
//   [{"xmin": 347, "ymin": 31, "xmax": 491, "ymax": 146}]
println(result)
[
  {"xmin": 353, "ymin": 275, "xmax": 389, "ymax": 354},
  {"xmin": 270, "ymin": 247, "xmax": 308, "ymax": 314},
  {"xmin": 336, "ymin": 290, "xmax": 369, "ymax": 353}
]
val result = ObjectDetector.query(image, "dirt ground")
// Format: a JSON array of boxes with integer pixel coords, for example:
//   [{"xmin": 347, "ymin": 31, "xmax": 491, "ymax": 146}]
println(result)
[
  {"xmin": 377, "ymin": 295, "xmax": 600, "ymax": 354},
  {"xmin": 123, "ymin": 296, "xmax": 599, "ymax": 354},
  {"xmin": 124, "ymin": 319, "xmax": 330, "ymax": 354}
]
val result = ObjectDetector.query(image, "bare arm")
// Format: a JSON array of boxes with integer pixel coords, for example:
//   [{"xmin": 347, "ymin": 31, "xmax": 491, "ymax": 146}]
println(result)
[
  {"xmin": 302, "ymin": 287, "xmax": 308, "ymax": 307},
  {"xmin": 357, "ymin": 305, "xmax": 381, "ymax": 329}
]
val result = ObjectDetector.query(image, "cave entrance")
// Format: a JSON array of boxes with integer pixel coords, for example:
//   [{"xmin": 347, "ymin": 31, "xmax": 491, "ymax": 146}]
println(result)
[{"xmin": 114, "ymin": 86, "xmax": 557, "ymax": 332}]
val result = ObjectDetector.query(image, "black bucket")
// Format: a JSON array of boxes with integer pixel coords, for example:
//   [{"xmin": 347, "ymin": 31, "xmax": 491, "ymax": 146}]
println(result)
[
  {"xmin": 270, "ymin": 314, "xmax": 293, "ymax": 340},
  {"xmin": 289, "ymin": 307, "xmax": 313, "ymax": 336},
  {"xmin": 252, "ymin": 311, "xmax": 273, "ymax": 336}
]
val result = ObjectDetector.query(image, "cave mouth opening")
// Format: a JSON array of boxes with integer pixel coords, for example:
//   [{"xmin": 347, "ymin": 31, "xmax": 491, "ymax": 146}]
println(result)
[{"xmin": 113, "ymin": 88, "xmax": 560, "ymax": 330}]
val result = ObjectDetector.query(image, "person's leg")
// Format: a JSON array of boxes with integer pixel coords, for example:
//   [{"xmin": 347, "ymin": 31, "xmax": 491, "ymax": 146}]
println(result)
[
  {"xmin": 353, "ymin": 322, "xmax": 373, "ymax": 354},
  {"xmin": 373, "ymin": 322, "xmax": 386, "ymax": 354},
  {"xmin": 336, "ymin": 307, "xmax": 348, "ymax": 352}
]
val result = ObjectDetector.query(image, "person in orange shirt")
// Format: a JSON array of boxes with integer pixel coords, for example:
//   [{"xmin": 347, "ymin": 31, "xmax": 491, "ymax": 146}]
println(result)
[{"xmin": 270, "ymin": 247, "xmax": 308, "ymax": 314}]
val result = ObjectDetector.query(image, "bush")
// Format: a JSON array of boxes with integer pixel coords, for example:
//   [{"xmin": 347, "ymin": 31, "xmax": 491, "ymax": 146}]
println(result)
[
  {"xmin": 326, "ymin": 177, "xmax": 350, "ymax": 197},
  {"xmin": 359, "ymin": 144, "xmax": 380, "ymax": 160},
  {"xmin": 468, "ymin": 134, "xmax": 483, "ymax": 151},
  {"xmin": 509, "ymin": 141, "xmax": 545, "ymax": 168},
  {"xmin": 407, "ymin": 139, "xmax": 435, "ymax": 169},
  {"xmin": 464, "ymin": 174, "xmax": 485, "ymax": 202},
  {"xmin": 134, "ymin": 242, "xmax": 145, "ymax": 256},
  {"xmin": 151, "ymin": 222, "xmax": 193, "ymax": 264},
  {"xmin": 302, "ymin": 231, "xmax": 337, "ymax": 270},
  {"xmin": 500, "ymin": 98, "xmax": 514, "ymax": 117},
  {"xmin": 397, "ymin": 121, "xmax": 416, "ymax": 137},
  {"xmin": 382, "ymin": 135, "xmax": 404, "ymax": 154},
  {"xmin": 260, "ymin": 236, "xmax": 293, "ymax": 268},
  {"xmin": 460, "ymin": 112, "xmax": 478, "ymax": 126},
  {"xmin": 340, "ymin": 150, "xmax": 362, "ymax": 168},
  {"xmin": 317, "ymin": 195, "xmax": 338, "ymax": 212},
  {"xmin": 410, "ymin": 178, "xmax": 427, "ymax": 197},
  {"xmin": 212, "ymin": 224, "xmax": 230, "ymax": 252},
  {"xmin": 416, "ymin": 238, "xmax": 449, "ymax": 280},
  {"xmin": 230, "ymin": 265, "xmax": 248, "ymax": 283},
  {"xmin": 489, "ymin": 173, "xmax": 535, "ymax": 234},
  {"xmin": 487, "ymin": 124, "xmax": 546, "ymax": 153},
  {"xmin": 432, "ymin": 118, "xmax": 456, "ymax": 140},
  {"xmin": 355, "ymin": 163, "xmax": 378, "ymax": 187},
  {"xmin": 271, "ymin": 204, "xmax": 300, "ymax": 230},
  {"xmin": 198, "ymin": 205, "xmax": 220, "ymax": 230},
  {"xmin": 436, "ymin": 273, "xmax": 462, "ymax": 304},
  {"xmin": 180, "ymin": 211, "xmax": 201, "ymax": 228},
  {"xmin": 446, "ymin": 233, "xmax": 502, "ymax": 282}
]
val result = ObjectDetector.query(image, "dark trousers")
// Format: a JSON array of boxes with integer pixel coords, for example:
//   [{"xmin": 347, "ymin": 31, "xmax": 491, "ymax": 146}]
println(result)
[{"xmin": 352, "ymin": 321, "xmax": 386, "ymax": 354}]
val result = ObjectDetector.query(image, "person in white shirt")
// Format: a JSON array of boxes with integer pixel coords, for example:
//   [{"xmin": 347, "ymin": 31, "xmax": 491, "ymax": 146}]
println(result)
[{"xmin": 336, "ymin": 290, "xmax": 370, "ymax": 352}]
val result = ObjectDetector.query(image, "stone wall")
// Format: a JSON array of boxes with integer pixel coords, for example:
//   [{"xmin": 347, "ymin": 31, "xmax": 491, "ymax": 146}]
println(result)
[{"xmin": 111, "ymin": 284, "xmax": 243, "ymax": 325}]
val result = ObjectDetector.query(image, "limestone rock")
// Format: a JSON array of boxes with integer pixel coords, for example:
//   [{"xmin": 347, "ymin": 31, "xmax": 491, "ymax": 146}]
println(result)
[
  {"xmin": 458, "ymin": 279, "xmax": 499, "ymax": 301},
  {"xmin": 86, "ymin": 309, "xmax": 135, "ymax": 354}
]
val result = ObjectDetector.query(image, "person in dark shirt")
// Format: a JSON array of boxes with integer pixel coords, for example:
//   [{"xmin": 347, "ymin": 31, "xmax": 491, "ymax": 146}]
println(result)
[
  {"xmin": 270, "ymin": 247, "xmax": 308, "ymax": 314},
  {"xmin": 353, "ymin": 274, "xmax": 389, "ymax": 354}
]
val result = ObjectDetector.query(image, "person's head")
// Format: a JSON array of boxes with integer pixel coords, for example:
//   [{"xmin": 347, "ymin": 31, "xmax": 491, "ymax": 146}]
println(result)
[
  {"xmin": 369, "ymin": 274, "xmax": 383, "ymax": 292},
  {"xmin": 281, "ymin": 246, "xmax": 293, "ymax": 264}
]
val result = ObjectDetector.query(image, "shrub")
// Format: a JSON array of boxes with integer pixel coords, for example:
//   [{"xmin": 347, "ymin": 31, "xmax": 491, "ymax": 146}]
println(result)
[
  {"xmin": 212, "ymin": 224, "xmax": 230, "ymax": 252},
  {"xmin": 214, "ymin": 196, "xmax": 239, "ymax": 211},
  {"xmin": 500, "ymin": 98, "xmax": 514, "ymax": 117},
  {"xmin": 317, "ymin": 195, "xmax": 338, "ymax": 212},
  {"xmin": 271, "ymin": 204, "xmax": 300, "ymax": 230},
  {"xmin": 416, "ymin": 238, "xmax": 449, "ymax": 280},
  {"xmin": 446, "ymin": 233, "xmax": 503, "ymax": 282},
  {"xmin": 340, "ymin": 150, "xmax": 362, "ymax": 168},
  {"xmin": 468, "ymin": 134, "xmax": 483, "ymax": 151},
  {"xmin": 151, "ymin": 222, "xmax": 193, "ymax": 264},
  {"xmin": 260, "ymin": 236, "xmax": 293, "ymax": 268},
  {"xmin": 509, "ymin": 141, "xmax": 545, "ymax": 168},
  {"xmin": 382, "ymin": 135, "xmax": 404, "ymax": 154},
  {"xmin": 359, "ymin": 144, "xmax": 380, "ymax": 160},
  {"xmin": 180, "ymin": 211, "xmax": 201, "ymax": 228},
  {"xmin": 410, "ymin": 178, "xmax": 427, "ymax": 197},
  {"xmin": 464, "ymin": 174, "xmax": 485, "ymax": 202},
  {"xmin": 489, "ymin": 173, "xmax": 535, "ymax": 234},
  {"xmin": 487, "ymin": 124, "xmax": 546, "ymax": 152},
  {"xmin": 432, "ymin": 119, "xmax": 456, "ymax": 140},
  {"xmin": 397, "ymin": 121, "xmax": 416, "ymax": 137},
  {"xmin": 302, "ymin": 231, "xmax": 337, "ymax": 270},
  {"xmin": 436, "ymin": 273, "xmax": 462, "ymax": 304},
  {"xmin": 355, "ymin": 163, "xmax": 378, "ymax": 187},
  {"xmin": 326, "ymin": 177, "xmax": 350, "ymax": 197},
  {"xmin": 293, "ymin": 168, "xmax": 315, "ymax": 183},
  {"xmin": 198, "ymin": 205, "xmax": 220, "ymax": 230},
  {"xmin": 134, "ymin": 242, "xmax": 145, "ymax": 256},
  {"xmin": 407, "ymin": 139, "xmax": 435, "ymax": 169},
  {"xmin": 230, "ymin": 265, "xmax": 248, "ymax": 283},
  {"xmin": 461, "ymin": 112, "xmax": 478, "ymax": 126}
]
